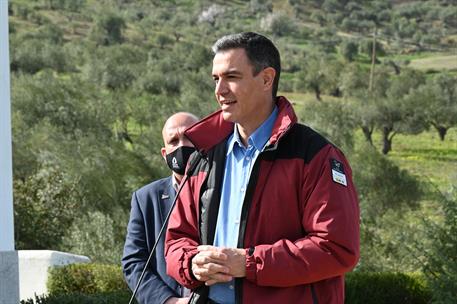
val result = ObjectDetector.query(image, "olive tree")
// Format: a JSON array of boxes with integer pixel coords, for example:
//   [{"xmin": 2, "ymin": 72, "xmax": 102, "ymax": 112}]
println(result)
[{"xmin": 409, "ymin": 73, "xmax": 457, "ymax": 141}]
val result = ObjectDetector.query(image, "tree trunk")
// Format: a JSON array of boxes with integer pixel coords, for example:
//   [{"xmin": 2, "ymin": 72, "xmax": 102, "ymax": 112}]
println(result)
[
  {"xmin": 436, "ymin": 126, "xmax": 447, "ymax": 141},
  {"xmin": 173, "ymin": 32, "xmax": 182, "ymax": 42},
  {"xmin": 431, "ymin": 123, "xmax": 448, "ymax": 141},
  {"xmin": 387, "ymin": 60, "xmax": 401, "ymax": 75},
  {"xmin": 362, "ymin": 125, "xmax": 374, "ymax": 146},
  {"xmin": 369, "ymin": 27, "xmax": 377, "ymax": 92},
  {"xmin": 367, "ymin": 27, "xmax": 377, "ymax": 148},
  {"xmin": 382, "ymin": 126, "xmax": 392, "ymax": 155},
  {"xmin": 314, "ymin": 86, "xmax": 322, "ymax": 101},
  {"xmin": 330, "ymin": 87, "xmax": 342, "ymax": 97}
]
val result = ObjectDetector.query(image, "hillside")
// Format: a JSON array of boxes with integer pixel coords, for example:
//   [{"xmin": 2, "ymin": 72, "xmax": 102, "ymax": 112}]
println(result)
[{"xmin": 7, "ymin": 2, "xmax": 457, "ymax": 296}]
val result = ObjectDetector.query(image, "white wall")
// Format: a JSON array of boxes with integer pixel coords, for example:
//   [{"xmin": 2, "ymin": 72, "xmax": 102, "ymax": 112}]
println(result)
[{"xmin": 18, "ymin": 250, "xmax": 91, "ymax": 301}]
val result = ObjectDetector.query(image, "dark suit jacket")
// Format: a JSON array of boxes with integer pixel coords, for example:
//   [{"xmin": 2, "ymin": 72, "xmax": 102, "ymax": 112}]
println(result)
[{"xmin": 122, "ymin": 176, "xmax": 184, "ymax": 304}]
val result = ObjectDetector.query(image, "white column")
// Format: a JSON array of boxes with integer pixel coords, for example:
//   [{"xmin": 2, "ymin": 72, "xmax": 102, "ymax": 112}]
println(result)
[
  {"xmin": 0, "ymin": 0, "xmax": 14, "ymax": 252},
  {"xmin": 0, "ymin": 3, "xmax": 19, "ymax": 304}
]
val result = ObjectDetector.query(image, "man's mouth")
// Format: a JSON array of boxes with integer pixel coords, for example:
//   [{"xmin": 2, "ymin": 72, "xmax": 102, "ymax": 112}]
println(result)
[{"xmin": 220, "ymin": 100, "xmax": 236, "ymax": 105}]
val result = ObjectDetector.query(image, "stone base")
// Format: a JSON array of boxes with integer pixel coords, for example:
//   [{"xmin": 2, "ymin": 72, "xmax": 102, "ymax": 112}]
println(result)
[
  {"xmin": 0, "ymin": 251, "xmax": 19, "ymax": 304},
  {"xmin": 18, "ymin": 250, "xmax": 91, "ymax": 301}
]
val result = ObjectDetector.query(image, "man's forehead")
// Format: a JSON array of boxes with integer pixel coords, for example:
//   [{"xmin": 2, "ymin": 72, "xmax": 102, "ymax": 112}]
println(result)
[
  {"xmin": 164, "ymin": 114, "xmax": 197, "ymax": 129},
  {"xmin": 212, "ymin": 48, "xmax": 252, "ymax": 73},
  {"xmin": 163, "ymin": 125, "xmax": 182, "ymax": 143},
  {"xmin": 164, "ymin": 123, "xmax": 185, "ymax": 134},
  {"xmin": 164, "ymin": 120, "xmax": 193, "ymax": 135},
  {"xmin": 213, "ymin": 48, "xmax": 247, "ymax": 63}
]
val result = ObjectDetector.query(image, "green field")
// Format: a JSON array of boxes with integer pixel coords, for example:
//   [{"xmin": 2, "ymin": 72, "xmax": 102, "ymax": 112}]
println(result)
[
  {"xmin": 386, "ymin": 129, "xmax": 457, "ymax": 191},
  {"xmin": 409, "ymin": 54, "xmax": 457, "ymax": 72},
  {"xmin": 280, "ymin": 91, "xmax": 457, "ymax": 192}
]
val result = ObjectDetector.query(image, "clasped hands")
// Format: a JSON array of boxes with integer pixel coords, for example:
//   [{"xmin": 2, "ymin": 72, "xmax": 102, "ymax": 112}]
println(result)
[{"xmin": 191, "ymin": 245, "xmax": 246, "ymax": 286}]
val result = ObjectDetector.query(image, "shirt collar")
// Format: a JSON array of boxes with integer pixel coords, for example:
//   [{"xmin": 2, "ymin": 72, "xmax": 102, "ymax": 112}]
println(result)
[
  {"xmin": 171, "ymin": 174, "xmax": 179, "ymax": 192},
  {"xmin": 226, "ymin": 105, "xmax": 278, "ymax": 155}
]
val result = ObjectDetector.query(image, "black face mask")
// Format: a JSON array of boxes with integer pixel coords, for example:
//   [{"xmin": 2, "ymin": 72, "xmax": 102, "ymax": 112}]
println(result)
[{"xmin": 165, "ymin": 146, "xmax": 196, "ymax": 175}]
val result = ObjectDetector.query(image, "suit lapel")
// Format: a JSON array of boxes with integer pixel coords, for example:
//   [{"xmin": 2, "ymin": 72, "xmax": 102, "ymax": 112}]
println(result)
[{"xmin": 158, "ymin": 177, "xmax": 176, "ymax": 223}]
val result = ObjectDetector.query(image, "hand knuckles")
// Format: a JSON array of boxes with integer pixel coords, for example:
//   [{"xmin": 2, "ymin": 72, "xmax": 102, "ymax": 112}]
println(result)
[{"xmin": 206, "ymin": 263, "xmax": 220, "ymax": 271}]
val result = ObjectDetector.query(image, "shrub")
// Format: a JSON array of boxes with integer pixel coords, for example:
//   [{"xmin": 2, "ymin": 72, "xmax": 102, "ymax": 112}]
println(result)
[
  {"xmin": 260, "ymin": 11, "xmax": 296, "ymax": 36},
  {"xmin": 44, "ymin": 264, "xmax": 431, "ymax": 304},
  {"xmin": 10, "ymin": 38, "xmax": 69, "ymax": 74},
  {"xmin": 47, "ymin": 264, "xmax": 128, "ymax": 295},
  {"xmin": 90, "ymin": 13, "xmax": 126, "ymax": 46},
  {"xmin": 340, "ymin": 40, "xmax": 359, "ymax": 62},
  {"xmin": 420, "ymin": 187, "xmax": 457, "ymax": 303},
  {"xmin": 42, "ymin": 267, "xmax": 431, "ymax": 304},
  {"xmin": 13, "ymin": 166, "xmax": 80, "ymax": 250},
  {"xmin": 352, "ymin": 145, "xmax": 423, "ymax": 219},
  {"xmin": 60, "ymin": 211, "xmax": 123, "ymax": 264},
  {"xmin": 198, "ymin": 4, "xmax": 225, "ymax": 25},
  {"xmin": 351, "ymin": 145, "xmax": 424, "ymax": 271},
  {"xmin": 21, "ymin": 291, "xmax": 134, "ymax": 304},
  {"xmin": 359, "ymin": 39, "xmax": 386, "ymax": 58},
  {"xmin": 345, "ymin": 272, "xmax": 431, "ymax": 304},
  {"xmin": 299, "ymin": 99, "xmax": 356, "ymax": 153}
]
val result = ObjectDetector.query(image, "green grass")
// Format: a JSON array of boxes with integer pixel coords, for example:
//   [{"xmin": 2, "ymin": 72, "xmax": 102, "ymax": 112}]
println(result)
[
  {"xmin": 278, "ymin": 91, "xmax": 317, "ymax": 114},
  {"xmin": 284, "ymin": 91, "xmax": 457, "ymax": 193},
  {"xmin": 282, "ymin": 90, "xmax": 457, "ymax": 192},
  {"xmin": 389, "ymin": 51, "xmax": 443, "ymax": 62},
  {"xmin": 373, "ymin": 128, "xmax": 457, "ymax": 191},
  {"xmin": 409, "ymin": 54, "xmax": 457, "ymax": 72},
  {"xmin": 351, "ymin": 127, "xmax": 457, "ymax": 195}
]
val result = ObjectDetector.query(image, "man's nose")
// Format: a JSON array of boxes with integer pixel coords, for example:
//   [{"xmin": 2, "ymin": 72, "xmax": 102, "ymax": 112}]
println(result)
[
  {"xmin": 179, "ymin": 138, "xmax": 193, "ymax": 147},
  {"xmin": 178, "ymin": 133, "xmax": 193, "ymax": 147},
  {"xmin": 215, "ymin": 79, "xmax": 228, "ymax": 95}
]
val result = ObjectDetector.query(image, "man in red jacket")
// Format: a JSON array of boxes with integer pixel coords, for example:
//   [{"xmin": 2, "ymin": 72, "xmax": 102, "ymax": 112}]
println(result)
[{"xmin": 165, "ymin": 32, "xmax": 360, "ymax": 304}]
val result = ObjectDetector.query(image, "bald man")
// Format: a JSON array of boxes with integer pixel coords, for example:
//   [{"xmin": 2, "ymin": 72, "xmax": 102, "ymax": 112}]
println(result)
[{"xmin": 122, "ymin": 112, "xmax": 199, "ymax": 304}]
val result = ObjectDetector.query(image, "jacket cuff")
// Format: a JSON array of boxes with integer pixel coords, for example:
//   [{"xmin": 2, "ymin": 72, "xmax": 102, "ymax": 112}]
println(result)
[
  {"xmin": 245, "ymin": 247, "xmax": 257, "ymax": 283},
  {"xmin": 181, "ymin": 248, "xmax": 202, "ymax": 288}
]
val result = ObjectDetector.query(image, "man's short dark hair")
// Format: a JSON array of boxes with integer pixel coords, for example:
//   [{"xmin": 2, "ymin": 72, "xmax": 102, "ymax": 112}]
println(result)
[{"xmin": 212, "ymin": 32, "xmax": 281, "ymax": 98}]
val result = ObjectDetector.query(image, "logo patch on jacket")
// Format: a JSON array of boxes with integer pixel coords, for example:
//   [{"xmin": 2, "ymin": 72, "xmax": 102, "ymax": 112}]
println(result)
[{"xmin": 331, "ymin": 159, "xmax": 347, "ymax": 186}]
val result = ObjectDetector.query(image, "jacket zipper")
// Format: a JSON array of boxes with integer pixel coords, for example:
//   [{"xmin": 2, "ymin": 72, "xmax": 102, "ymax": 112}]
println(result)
[
  {"xmin": 311, "ymin": 284, "xmax": 319, "ymax": 304},
  {"xmin": 233, "ymin": 124, "xmax": 293, "ymax": 304},
  {"xmin": 234, "ymin": 155, "xmax": 263, "ymax": 304}
]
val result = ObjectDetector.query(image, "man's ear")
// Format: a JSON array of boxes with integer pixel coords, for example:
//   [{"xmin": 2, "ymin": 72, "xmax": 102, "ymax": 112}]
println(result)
[
  {"xmin": 161, "ymin": 147, "xmax": 167, "ymax": 160},
  {"xmin": 262, "ymin": 67, "xmax": 276, "ymax": 91}
]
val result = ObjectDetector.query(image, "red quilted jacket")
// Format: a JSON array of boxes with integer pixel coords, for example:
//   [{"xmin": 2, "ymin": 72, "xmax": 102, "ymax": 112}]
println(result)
[{"xmin": 165, "ymin": 97, "xmax": 360, "ymax": 304}]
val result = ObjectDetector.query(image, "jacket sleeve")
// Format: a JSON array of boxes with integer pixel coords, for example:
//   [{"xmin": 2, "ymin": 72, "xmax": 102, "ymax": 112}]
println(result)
[
  {"xmin": 122, "ymin": 191, "xmax": 179, "ymax": 304},
  {"xmin": 164, "ymin": 176, "xmax": 203, "ymax": 290},
  {"xmin": 245, "ymin": 145, "xmax": 360, "ymax": 287}
]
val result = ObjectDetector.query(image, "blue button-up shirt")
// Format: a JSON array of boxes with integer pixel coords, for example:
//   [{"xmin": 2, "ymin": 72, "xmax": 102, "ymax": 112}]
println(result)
[{"xmin": 209, "ymin": 106, "xmax": 278, "ymax": 304}]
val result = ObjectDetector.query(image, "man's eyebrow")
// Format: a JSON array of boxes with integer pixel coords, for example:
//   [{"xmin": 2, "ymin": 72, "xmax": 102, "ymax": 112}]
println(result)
[
  {"xmin": 212, "ymin": 69, "xmax": 243, "ymax": 77},
  {"xmin": 166, "ymin": 132, "xmax": 179, "ymax": 142}
]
